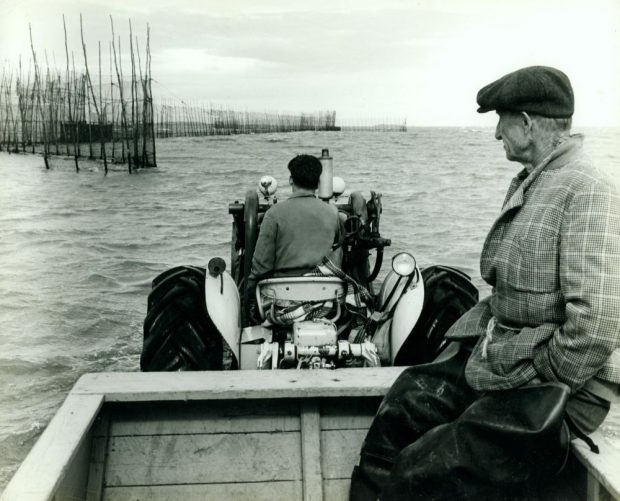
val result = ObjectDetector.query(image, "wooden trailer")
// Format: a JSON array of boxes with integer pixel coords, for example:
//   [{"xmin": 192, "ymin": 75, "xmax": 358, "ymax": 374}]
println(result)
[{"xmin": 1, "ymin": 368, "xmax": 619, "ymax": 501}]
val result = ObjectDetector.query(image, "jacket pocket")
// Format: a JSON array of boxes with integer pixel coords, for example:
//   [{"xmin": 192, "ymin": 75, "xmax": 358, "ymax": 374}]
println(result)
[{"xmin": 507, "ymin": 236, "xmax": 559, "ymax": 292}]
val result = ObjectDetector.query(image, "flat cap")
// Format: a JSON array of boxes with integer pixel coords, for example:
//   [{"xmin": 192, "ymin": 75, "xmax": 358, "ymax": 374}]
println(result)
[{"xmin": 476, "ymin": 66, "xmax": 574, "ymax": 118}]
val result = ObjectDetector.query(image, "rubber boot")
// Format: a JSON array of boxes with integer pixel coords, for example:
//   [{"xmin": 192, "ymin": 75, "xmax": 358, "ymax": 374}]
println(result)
[
  {"xmin": 352, "ymin": 343, "xmax": 478, "ymax": 500},
  {"xmin": 381, "ymin": 382, "xmax": 571, "ymax": 501}
]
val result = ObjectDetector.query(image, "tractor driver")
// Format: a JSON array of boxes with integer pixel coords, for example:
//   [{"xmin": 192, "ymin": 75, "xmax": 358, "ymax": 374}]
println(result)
[{"xmin": 245, "ymin": 154, "xmax": 341, "ymax": 323}]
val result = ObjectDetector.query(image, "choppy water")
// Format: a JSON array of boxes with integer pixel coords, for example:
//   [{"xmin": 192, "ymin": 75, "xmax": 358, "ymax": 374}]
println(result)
[{"xmin": 0, "ymin": 128, "xmax": 619, "ymax": 490}]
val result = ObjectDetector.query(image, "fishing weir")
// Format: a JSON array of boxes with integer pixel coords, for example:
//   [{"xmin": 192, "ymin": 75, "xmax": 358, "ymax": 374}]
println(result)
[
  {"xmin": 0, "ymin": 17, "xmax": 155, "ymax": 173},
  {"xmin": 153, "ymin": 102, "xmax": 340, "ymax": 137},
  {"xmin": 152, "ymin": 101, "xmax": 408, "ymax": 136},
  {"xmin": 0, "ymin": 17, "xmax": 408, "ymax": 175}
]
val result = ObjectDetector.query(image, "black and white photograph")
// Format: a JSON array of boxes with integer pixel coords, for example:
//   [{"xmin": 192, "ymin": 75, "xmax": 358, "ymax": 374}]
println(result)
[{"xmin": 1, "ymin": 0, "xmax": 618, "ymax": 499}]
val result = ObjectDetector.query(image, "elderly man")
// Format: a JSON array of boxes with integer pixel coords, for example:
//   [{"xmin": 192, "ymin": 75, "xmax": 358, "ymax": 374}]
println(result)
[{"xmin": 350, "ymin": 66, "xmax": 620, "ymax": 500}]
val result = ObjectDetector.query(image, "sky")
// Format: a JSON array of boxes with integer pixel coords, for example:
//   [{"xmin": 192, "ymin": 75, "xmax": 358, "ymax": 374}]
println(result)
[{"xmin": 0, "ymin": 0, "xmax": 618, "ymax": 126}]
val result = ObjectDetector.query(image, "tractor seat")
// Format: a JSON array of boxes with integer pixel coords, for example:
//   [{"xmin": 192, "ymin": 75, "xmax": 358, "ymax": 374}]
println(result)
[{"xmin": 256, "ymin": 277, "xmax": 346, "ymax": 324}]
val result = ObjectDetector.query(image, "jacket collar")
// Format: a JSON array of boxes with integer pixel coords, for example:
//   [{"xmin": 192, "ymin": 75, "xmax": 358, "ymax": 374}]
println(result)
[
  {"xmin": 496, "ymin": 134, "xmax": 584, "ymax": 220},
  {"xmin": 287, "ymin": 191, "xmax": 317, "ymax": 199}
]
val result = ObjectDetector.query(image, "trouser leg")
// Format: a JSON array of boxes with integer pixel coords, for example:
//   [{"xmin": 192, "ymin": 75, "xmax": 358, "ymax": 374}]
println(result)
[
  {"xmin": 566, "ymin": 386, "xmax": 610, "ymax": 435},
  {"xmin": 381, "ymin": 382, "xmax": 571, "ymax": 501},
  {"xmin": 351, "ymin": 343, "xmax": 478, "ymax": 500}
]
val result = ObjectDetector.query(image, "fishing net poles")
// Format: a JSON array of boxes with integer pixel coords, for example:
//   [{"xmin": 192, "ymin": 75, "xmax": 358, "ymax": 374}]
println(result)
[
  {"xmin": 150, "ymin": 101, "xmax": 340, "ymax": 137},
  {"xmin": 79, "ymin": 13, "xmax": 108, "ymax": 173},
  {"xmin": 0, "ymin": 16, "xmax": 156, "ymax": 172}
]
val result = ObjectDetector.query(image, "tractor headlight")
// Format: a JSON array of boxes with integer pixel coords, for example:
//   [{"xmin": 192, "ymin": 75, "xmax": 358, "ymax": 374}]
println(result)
[
  {"xmin": 258, "ymin": 175, "xmax": 278, "ymax": 197},
  {"xmin": 392, "ymin": 252, "xmax": 416, "ymax": 277},
  {"xmin": 333, "ymin": 176, "xmax": 346, "ymax": 197}
]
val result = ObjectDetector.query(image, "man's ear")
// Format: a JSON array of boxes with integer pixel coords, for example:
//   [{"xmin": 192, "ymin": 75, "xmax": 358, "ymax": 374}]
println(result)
[{"xmin": 521, "ymin": 111, "xmax": 533, "ymax": 133}]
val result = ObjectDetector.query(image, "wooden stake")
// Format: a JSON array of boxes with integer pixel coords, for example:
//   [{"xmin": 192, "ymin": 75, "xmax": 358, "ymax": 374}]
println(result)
[{"xmin": 111, "ymin": 18, "xmax": 130, "ymax": 171}]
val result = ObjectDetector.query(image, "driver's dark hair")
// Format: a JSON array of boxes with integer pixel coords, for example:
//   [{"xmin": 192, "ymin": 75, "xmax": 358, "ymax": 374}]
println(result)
[{"xmin": 288, "ymin": 154, "xmax": 322, "ymax": 190}]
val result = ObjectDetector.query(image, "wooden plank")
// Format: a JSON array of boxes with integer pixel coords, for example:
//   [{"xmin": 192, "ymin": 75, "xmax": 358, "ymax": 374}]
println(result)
[
  {"xmin": 300, "ymin": 400, "xmax": 322, "ymax": 501},
  {"xmin": 85, "ymin": 410, "xmax": 110, "ymax": 501},
  {"xmin": 52, "ymin": 429, "xmax": 92, "ymax": 501},
  {"xmin": 71, "ymin": 367, "xmax": 407, "ymax": 402},
  {"xmin": 105, "ymin": 431, "xmax": 302, "ymax": 486},
  {"xmin": 85, "ymin": 437, "xmax": 108, "ymax": 501},
  {"xmin": 586, "ymin": 472, "xmax": 603, "ymax": 501},
  {"xmin": 0, "ymin": 393, "xmax": 103, "ymax": 501},
  {"xmin": 91, "ymin": 408, "xmax": 112, "ymax": 438},
  {"xmin": 571, "ymin": 432, "xmax": 620, "ymax": 501},
  {"xmin": 102, "ymin": 481, "xmax": 303, "ymax": 501},
  {"xmin": 323, "ymin": 478, "xmax": 351, "ymax": 501},
  {"xmin": 321, "ymin": 429, "xmax": 367, "ymax": 479},
  {"xmin": 320, "ymin": 397, "xmax": 381, "ymax": 430},
  {"xmin": 108, "ymin": 400, "xmax": 300, "ymax": 436}
]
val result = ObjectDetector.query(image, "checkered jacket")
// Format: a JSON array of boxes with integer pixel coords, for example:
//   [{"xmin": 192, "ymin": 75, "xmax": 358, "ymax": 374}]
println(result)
[{"xmin": 446, "ymin": 135, "xmax": 620, "ymax": 392}]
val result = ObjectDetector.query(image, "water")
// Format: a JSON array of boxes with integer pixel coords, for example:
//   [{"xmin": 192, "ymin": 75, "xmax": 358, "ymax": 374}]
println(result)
[{"xmin": 0, "ymin": 128, "xmax": 619, "ymax": 490}]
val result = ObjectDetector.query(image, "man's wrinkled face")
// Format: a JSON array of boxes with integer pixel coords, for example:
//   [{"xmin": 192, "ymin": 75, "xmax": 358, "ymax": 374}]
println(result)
[{"xmin": 495, "ymin": 111, "xmax": 530, "ymax": 163}]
